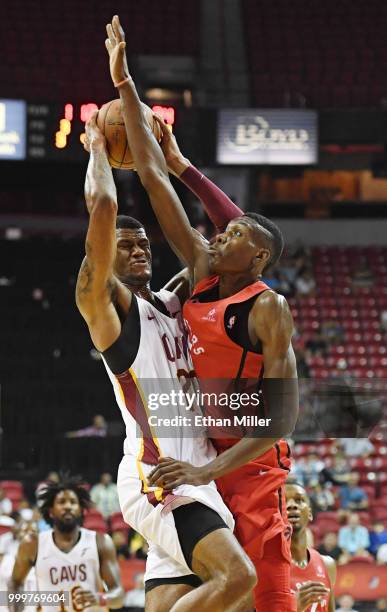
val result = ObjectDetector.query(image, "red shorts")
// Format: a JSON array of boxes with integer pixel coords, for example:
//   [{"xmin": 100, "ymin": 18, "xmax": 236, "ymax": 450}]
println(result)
[{"xmin": 214, "ymin": 445, "xmax": 294, "ymax": 611}]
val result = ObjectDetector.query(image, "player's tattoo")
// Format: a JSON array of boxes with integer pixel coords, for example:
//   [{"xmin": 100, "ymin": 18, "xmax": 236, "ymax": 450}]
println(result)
[{"xmin": 76, "ymin": 254, "xmax": 94, "ymax": 299}]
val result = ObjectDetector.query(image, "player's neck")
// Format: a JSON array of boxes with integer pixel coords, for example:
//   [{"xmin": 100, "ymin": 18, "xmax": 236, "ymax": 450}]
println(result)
[
  {"xmin": 128, "ymin": 283, "xmax": 153, "ymax": 302},
  {"xmin": 53, "ymin": 526, "xmax": 81, "ymax": 551},
  {"xmin": 291, "ymin": 530, "xmax": 309, "ymax": 565},
  {"xmin": 218, "ymin": 272, "xmax": 260, "ymax": 299}
]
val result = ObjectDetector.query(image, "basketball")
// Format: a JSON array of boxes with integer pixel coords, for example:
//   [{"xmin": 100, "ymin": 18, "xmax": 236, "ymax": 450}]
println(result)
[{"xmin": 96, "ymin": 99, "xmax": 162, "ymax": 170}]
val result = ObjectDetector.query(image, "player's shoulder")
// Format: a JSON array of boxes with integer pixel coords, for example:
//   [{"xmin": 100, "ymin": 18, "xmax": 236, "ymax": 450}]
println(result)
[{"xmin": 251, "ymin": 289, "xmax": 293, "ymax": 326}]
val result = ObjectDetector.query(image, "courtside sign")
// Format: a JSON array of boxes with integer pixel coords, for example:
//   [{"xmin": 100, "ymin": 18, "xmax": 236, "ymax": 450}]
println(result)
[{"xmin": 217, "ymin": 109, "xmax": 318, "ymax": 165}]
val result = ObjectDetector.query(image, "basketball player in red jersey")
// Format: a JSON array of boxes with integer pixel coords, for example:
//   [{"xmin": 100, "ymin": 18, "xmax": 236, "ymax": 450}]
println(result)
[
  {"xmin": 106, "ymin": 15, "xmax": 298, "ymax": 611},
  {"xmin": 286, "ymin": 482, "xmax": 336, "ymax": 611}
]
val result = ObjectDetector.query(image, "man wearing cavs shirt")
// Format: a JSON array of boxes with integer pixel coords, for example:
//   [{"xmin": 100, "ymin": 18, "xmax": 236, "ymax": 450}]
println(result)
[
  {"xmin": 145, "ymin": 126, "xmax": 298, "ymax": 610},
  {"xmin": 286, "ymin": 482, "xmax": 336, "ymax": 611},
  {"xmin": 111, "ymin": 22, "xmax": 298, "ymax": 609}
]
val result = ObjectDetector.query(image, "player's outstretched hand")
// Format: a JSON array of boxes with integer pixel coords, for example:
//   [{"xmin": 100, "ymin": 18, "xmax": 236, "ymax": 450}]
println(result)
[
  {"xmin": 105, "ymin": 15, "xmax": 130, "ymax": 86},
  {"xmin": 148, "ymin": 457, "xmax": 211, "ymax": 489},
  {"xmin": 296, "ymin": 581, "xmax": 330, "ymax": 612},
  {"xmin": 153, "ymin": 114, "xmax": 190, "ymax": 176},
  {"xmin": 84, "ymin": 111, "xmax": 105, "ymax": 153}
]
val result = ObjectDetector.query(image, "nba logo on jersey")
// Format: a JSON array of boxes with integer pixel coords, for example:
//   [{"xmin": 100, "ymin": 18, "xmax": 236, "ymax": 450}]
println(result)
[
  {"xmin": 227, "ymin": 315, "xmax": 236, "ymax": 329},
  {"xmin": 201, "ymin": 308, "xmax": 217, "ymax": 322}
]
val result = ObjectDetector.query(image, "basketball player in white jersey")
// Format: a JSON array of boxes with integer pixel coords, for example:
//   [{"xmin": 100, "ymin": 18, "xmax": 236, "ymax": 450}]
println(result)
[
  {"xmin": 10, "ymin": 475, "xmax": 124, "ymax": 612},
  {"xmin": 75, "ymin": 115, "xmax": 255, "ymax": 611}
]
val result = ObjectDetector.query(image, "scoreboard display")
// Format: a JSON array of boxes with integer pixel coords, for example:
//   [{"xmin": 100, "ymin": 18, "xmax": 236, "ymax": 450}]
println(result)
[
  {"xmin": 0, "ymin": 100, "xmax": 177, "ymax": 162},
  {"xmin": 27, "ymin": 102, "xmax": 97, "ymax": 161}
]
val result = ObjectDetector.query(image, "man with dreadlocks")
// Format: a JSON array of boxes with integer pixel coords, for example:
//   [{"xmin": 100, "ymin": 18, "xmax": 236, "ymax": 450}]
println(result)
[{"xmin": 10, "ymin": 475, "xmax": 124, "ymax": 611}]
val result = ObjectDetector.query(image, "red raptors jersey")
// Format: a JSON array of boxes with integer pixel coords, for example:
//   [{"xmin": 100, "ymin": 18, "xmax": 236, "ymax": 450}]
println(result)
[
  {"xmin": 183, "ymin": 275, "xmax": 268, "ymax": 380},
  {"xmin": 291, "ymin": 548, "xmax": 332, "ymax": 611}
]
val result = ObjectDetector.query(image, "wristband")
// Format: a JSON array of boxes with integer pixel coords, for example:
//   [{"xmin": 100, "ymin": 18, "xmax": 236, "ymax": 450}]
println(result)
[
  {"xmin": 98, "ymin": 593, "xmax": 108, "ymax": 607},
  {"xmin": 114, "ymin": 77, "xmax": 130, "ymax": 88}
]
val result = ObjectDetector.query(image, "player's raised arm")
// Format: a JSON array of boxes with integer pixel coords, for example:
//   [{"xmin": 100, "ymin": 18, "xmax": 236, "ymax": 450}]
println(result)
[
  {"xmin": 75, "ymin": 114, "xmax": 123, "ymax": 352},
  {"xmin": 155, "ymin": 116, "xmax": 243, "ymax": 233},
  {"xmin": 104, "ymin": 15, "xmax": 208, "ymax": 280}
]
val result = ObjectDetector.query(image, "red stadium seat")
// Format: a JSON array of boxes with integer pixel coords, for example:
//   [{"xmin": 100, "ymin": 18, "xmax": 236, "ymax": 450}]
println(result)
[
  {"xmin": 83, "ymin": 516, "xmax": 108, "ymax": 533},
  {"xmin": 110, "ymin": 513, "xmax": 129, "ymax": 533}
]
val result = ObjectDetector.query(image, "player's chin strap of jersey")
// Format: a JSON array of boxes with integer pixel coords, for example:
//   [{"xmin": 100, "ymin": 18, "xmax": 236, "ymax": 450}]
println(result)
[{"xmin": 261, "ymin": 378, "xmax": 299, "ymax": 440}]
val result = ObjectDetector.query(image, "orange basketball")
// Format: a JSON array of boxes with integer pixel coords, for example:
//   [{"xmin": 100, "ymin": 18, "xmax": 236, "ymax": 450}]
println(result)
[{"xmin": 96, "ymin": 99, "xmax": 162, "ymax": 170}]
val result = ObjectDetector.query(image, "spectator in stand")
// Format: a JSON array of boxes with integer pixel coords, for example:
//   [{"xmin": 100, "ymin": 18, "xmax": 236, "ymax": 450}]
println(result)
[
  {"xmin": 370, "ymin": 521, "xmax": 387, "ymax": 562},
  {"xmin": 339, "ymin": 472, "xmax": 368, "ymax": 511},
  {"xmin": 377, "ymin": 598, "xmax": 387, "ymax": 611},
  {"xmin": 0, "ymin": 487, "xmax": 12, "ymax": 517},
  {"xmin": 129, "ymin": 531, "xmax": 148, "ymax": 558},
  {"xmin": 310, "ymin": 482, "xmax": 336, "ymax": 513},
  {"xmin": 278, "ymin": 255, "xmax": 299, "ymax": 285},
  {"xmin": 261, "ymin": 269, "xmax": 281, "ymax": 290},
  {"xmin": 295, "ymin": 267, "xmax": 316, "ymax": 297},
  {"xmin": 321, "ymin": 319, "xmax": 345, "ymax": 345},
  {"xmin": 90, "ymin": 472, "xmax": 120, "ymax": 519},
  {"xmin": 318, "ymin": 532, "xmax": 346, "ymax": 564},
  {"xmin": 291, "ymin": 453, "xmax": 325, "ymax": 487},
  {"xmin": 336, "ymin": 594, "xmax": 359, "ymax": 612},
  {"xmin": 338, "ymin": 438, "xmax": 374, "ymax": 457},
  {"xmin": 322, "ymin": 453, "xmax": 351, "ymax": 485},
  {"xmin": 338, "ymin": 512, "xmax": 371, "ymax": 560},
  {"xmin": 66, "ymin": 414, "xmax": 107, "ymax": 438},
  {"xmin": 134, "ymin": 539, "xmax": 148, "ymax": 561},
  {"xmin": 111, "ymin": 530, "xmax": 130, "ymax": 560},
  {"xmin": 276, "ymin": 272, "xmax": 294, "ymax": 297},
  {"xmin": 351, "ymin": 258, "xmax": 374, "ymax": 289},
  {"xmin": 305, "ymin": 329, "xmax": 328, "ymax": 356}
]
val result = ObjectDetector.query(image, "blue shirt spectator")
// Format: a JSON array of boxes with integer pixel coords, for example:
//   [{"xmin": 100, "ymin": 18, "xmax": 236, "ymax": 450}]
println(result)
[
  {"xmin": 339, "ymin": 472, "xmax": 368, "ymax": 510},
  {"xmin": 369, "ymin": 522, "xmax": 387, "ymax": 556},
  {"xmin": 338, "ymin": 513, "xmax": 370, "ymax": 557}
]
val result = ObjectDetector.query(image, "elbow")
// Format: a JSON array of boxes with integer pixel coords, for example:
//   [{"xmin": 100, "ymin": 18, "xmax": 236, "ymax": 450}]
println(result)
[{"xmin": 89, "ymin": 195, "xmax": 118, "ymax": 216}]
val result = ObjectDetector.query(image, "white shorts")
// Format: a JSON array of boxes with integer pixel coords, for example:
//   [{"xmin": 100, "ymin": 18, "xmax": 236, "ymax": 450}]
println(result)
[{"xmin": 117, "ymin": 454, "xmax": 234, "ymax": 581}]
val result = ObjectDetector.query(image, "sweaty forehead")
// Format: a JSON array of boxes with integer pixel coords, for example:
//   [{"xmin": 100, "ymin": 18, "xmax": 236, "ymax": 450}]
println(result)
[{"xmin": 116, "ymin": 228, "xmax": 148, "ymax": 241}]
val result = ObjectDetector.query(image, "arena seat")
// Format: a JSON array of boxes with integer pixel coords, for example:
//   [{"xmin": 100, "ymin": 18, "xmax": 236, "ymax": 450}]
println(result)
[
  {"xmin": 110, "ymin": 512, "xmax": 129, "ymax": 533},
  {"xmin": 83, "ymin": 516, "xmax": 108, "ymax": 534},
  {"xmin": 243, "ymin": 0, "xmax": 387, "ymax": 107}
]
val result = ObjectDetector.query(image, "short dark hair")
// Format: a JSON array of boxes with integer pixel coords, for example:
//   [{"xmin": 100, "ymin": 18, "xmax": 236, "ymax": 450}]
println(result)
[
  {"xmin": 37, "ymin": 473, "xmax": 92, "ymax": 526},
  {"xmin": 116, "ymin": 215, "xmax": 145, "ymax": 231},
  {"xmin": 243, "ymin": 212, "xmax": 284, "ymax": 270}
]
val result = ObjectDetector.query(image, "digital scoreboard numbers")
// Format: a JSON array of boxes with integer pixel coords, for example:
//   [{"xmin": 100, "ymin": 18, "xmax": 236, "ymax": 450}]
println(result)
[
  {"xmin": 27, "ymin": 102, "xmax": 96, "ymax": 161},
  {"xmin": 26, "ymin": 102, "xmax": 176, "ymax": 162}
]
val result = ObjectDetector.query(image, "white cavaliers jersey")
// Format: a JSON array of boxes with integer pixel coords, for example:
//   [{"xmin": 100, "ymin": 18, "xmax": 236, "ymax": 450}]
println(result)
[
  {"xmin": 35, "ymin": 528, "xmax": 104, "ymax": 612},
  {"xmin": 101, "ymin": 290, "xmax": 220, "ymax": 497}
]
